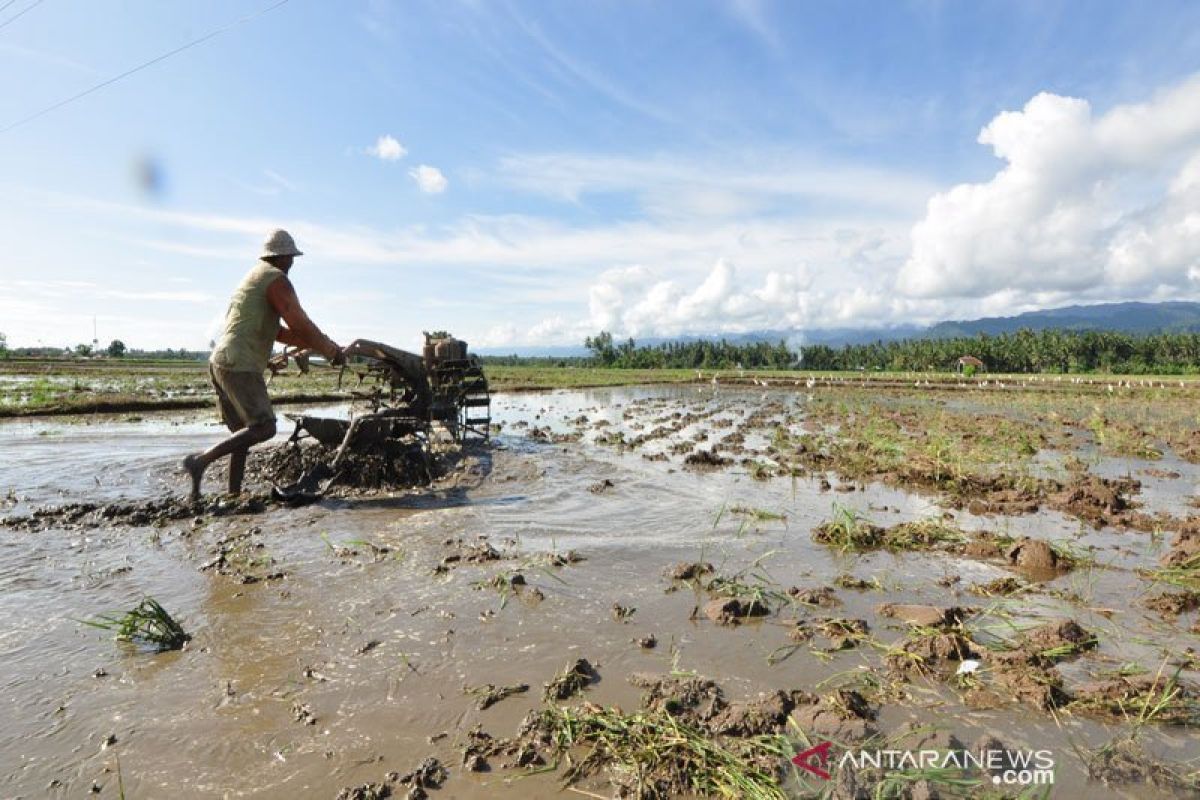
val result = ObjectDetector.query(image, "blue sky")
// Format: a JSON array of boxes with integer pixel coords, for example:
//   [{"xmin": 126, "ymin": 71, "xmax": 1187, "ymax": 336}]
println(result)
[{"xmin": 4, "ymin": 0, "xmax": 1200, "ymax": 351}]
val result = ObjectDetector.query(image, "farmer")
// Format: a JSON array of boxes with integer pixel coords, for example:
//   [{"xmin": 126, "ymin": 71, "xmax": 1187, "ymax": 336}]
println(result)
[{"xmin": 182, "ymin": 229, "xmax": 344, "ymax": 500}]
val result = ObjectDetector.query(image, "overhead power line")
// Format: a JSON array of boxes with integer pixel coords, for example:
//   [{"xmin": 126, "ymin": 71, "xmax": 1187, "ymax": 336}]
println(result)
[
  {"xmin": 0, "ymin": 0, "xmax": 48, "ymax": 32},
  {"xmin": 0, "ymin": 0, "xmax": 291, "ymax": 134},
  {"xmin": 0, "ymin": 0, "xmax": 25, "ymax": 16}
]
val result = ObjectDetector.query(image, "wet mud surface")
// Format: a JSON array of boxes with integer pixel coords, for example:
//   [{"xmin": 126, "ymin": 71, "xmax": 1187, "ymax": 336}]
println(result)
[{"xmin": 2, "ymin": 383, "xmax": 1200, "ymax": 798}]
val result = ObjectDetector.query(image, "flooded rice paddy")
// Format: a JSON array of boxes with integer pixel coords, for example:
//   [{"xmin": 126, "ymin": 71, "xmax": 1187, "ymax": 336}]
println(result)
[{"xmin": 2, "ymin": 383, "xmax": 1199, "ymax": 798}]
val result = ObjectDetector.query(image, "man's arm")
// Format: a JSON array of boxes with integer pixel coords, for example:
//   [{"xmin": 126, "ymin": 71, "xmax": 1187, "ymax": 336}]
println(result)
[
  {"xmin": 266, "ymin": 276, "xmax": 341, "ymax": 361},
  {"xmin": 276, "ymin": 327, "xmax": 307, "ymax": 348}
]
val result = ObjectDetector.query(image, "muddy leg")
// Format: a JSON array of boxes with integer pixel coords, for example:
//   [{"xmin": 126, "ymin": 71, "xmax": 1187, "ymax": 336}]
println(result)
[
  {"xmin": 181, "ymin": 454, "xmax": 204, "ymax": 502},
  {"xmin": 184, "ymin": 420, "xmax": 276, "ymax": 501},
  {"xmin": 228, "ymin": 448, "xmax": 248, "ymax": 496}
]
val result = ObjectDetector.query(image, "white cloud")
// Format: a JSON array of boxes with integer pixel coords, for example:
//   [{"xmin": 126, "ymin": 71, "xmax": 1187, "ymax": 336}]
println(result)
[
  {"xmin": 367, "ymin": 134, "xmax": 407, "ymax": 161},
  {"xmin": 899, "ymin": 74, "xmax": 1200, "ymax": 300},
  {"xmin": 587, "ymin": 259, "xmax": 816, "ymax": 337},
  {"xmin": 476, "ymin": 323, "xmax": 519, "ymax": 347},
  {"xmin": 409, "ymin": 164, "xmax": 448, "ymax": 194},
  {"xmin": 496, "ymin": 152, "xmax": 937, "ymax": 218}
]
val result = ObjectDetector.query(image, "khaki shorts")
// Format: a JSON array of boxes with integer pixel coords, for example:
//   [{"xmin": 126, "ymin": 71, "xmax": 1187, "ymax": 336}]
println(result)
[{"xmin": 210, "ymin": 364, "xmax": 275, "ymax": 431}]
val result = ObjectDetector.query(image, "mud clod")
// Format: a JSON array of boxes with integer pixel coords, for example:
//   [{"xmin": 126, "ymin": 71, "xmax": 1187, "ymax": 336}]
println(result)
[
  {"xmin": 986, "ymin": 650, "xmax": 1070, "ymax": 711},
  {"xmin": 2, "ymin": 494, "xmax": 269, "ymax": 531},
  {"xmin": 877, "ymin": 604, "xmax": 968, "ymax": 628},
  {"xmin": 790, "ymin": 689, "xmax": 878, "ymax": 742},
  {"xmin": 335, "ymin": 783, "xmax": 391, "ymax": 800},
  {"xmin": 1087, "ymin": 736, "xmax": 1199, "ymax": 791},
  {"xmin": 970, "ymin": 575, "xmax": 1028, "ymax": 596},
  {"xmin": 1049, "ymin": 474, "xmax": 1141, "ymax": 528},
  {"xmin": 833, "ymin": 574, "xmax": 874, "ymax": 590},
  {"xmin": 1024, "ymin": 619, "xmax": 1097, "ymax": 659},
  {"xmin": 1070, "ymin": 675, "xmax": 1200, "ymax": 724},
  {"xmin": 666, "ymin": 561, "xmax": 713, "ymax": 581},
  {"xmin": 1161, "ymin": 519, "xmax": 1200, "ymax": 567},
  {"xmin": 1144, "ymin": 590, "xmax": 1200, "ymax": 616},
  {"xmin": 465, "ymin": 682, "xmax": 529, "ymax": 711},
  {"xmin": 611, "ymin": 603, "xmax": 636, "ymax": 621},
  {"xmin": 815, "ymin": 617, "xmax": 870, "ymax": 650},
  {"xmin": 703, "ymin": 597, "xmax": 768, "ymax": 625},
  {"xmin": 1006, "ymin": 536, "xmax": 1070, "ymax": 574},
  {"xmin": 788, "ymin": 585, "xmax": 840, "ymax": 607},
  {"xmin": 708, "ymin": 690, "xmax": 799, "ymax": 736},
  {"xmin": 682, "ymin": 449, "xmax": 731, "ymax": 469},
  {"xmin": 292, "ymin": 702, "xmax": 317, "ymax": 726},
  {"xmin": 887, "ymin": 630, "xmax": 977, "ymax": 676},
  {"xmin": 630, "ymin": 673, "xmax": 728, "ymax": 724},
  {"xmin": 543, "ymin": 658, "xmax": 597, "ymax": 700}
]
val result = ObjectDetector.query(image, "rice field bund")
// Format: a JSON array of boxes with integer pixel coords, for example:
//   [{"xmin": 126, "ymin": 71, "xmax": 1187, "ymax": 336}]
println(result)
[{"xmin": 3, "ymin": 364, "xmax": 1200, "ymax": 798}]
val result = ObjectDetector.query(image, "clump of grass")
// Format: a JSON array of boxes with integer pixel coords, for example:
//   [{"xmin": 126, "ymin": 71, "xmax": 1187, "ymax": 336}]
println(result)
[
  {"xmin": 704, "ymin": 575, "xmax": 779, "ymax": 616},
  {"xmin": 882, "ymin": 518, "xmax": 968, "ymax": 550},
  {"xmin": 812, "ymin": 504, "xmax": 883, "ymax": 551},
  {"xmin": 745, "ymin": 460, "xmax": 777, "ymax": 480},
  {"xmin": 529, "ymin": 703, "xmax": 791, "ymax": 799},
  {"xmin": 1068, "ymin": 664, "xmax": 1200, "ymax": 727},
  {"xmin": 544, "ymin": 658, "xmax": 597, "ymax": 701},
  {"xmin": 81, "ymin": 597, "xmax": 190, "ymax": 651},
  {"xmin": 813, "ymin": 507, "xmax": 967, "ymax": 553},
  {"xmin": 1142, "ymin": 553, "xmax": 1200, "ymax": 590},
  {"xmin": 703, "ymin": 556, "xmax": 792, "ymax": 614}
]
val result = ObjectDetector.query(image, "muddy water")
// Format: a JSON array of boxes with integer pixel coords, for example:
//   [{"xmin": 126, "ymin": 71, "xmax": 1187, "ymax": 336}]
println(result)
[{"xmin": 1, "ymin": 385, "xmax": 1198, "ymax": 798}]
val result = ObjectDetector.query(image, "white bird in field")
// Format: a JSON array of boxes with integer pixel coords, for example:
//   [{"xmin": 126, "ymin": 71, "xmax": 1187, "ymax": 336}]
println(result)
[
  {"xmin": 806, "ymin": 377, "xmax": 816, "ymax": 390},
  {"xmin": 711, "ymin": 376, "xmax": 718, "ymax": 385}
]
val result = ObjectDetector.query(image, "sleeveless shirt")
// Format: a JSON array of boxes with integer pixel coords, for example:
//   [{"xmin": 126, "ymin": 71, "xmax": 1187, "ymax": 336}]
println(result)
[{"xmin": 210, "ymin": 262, "xmax": 284, "ymax": 373}]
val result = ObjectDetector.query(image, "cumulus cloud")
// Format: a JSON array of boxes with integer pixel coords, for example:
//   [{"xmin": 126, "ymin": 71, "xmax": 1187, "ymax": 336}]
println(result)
[
  {"xmin": 367, "ymin": 134, "xmax": 407, "ymax": 161},
  {"xmin": 409, "ymin": 164, "xmax": 448, "ymax": 193},
  {"xmin": 899, "ymin": 75, "xmax": 1200, "ymax": 300},
  {"xmin": 587, "ymin": 259, "xmax": 820, "ymax": 337}
]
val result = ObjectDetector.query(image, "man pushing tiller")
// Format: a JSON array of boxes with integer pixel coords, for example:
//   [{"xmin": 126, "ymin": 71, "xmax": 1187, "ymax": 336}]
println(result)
[{"xmin": 182, "ymin": 229, "xmax": 344, "ymax": 500}]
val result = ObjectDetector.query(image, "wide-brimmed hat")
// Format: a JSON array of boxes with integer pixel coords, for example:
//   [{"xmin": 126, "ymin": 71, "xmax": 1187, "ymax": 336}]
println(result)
[{"xmin": 261, "ymin": 228, "xmax": 303, "ymax": 258}]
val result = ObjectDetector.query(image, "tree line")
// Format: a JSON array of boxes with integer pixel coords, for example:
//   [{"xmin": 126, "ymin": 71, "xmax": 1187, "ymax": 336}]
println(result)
[{"xmin": 551, "ymin": 329, "xmax": 1200, "ymax": 373}]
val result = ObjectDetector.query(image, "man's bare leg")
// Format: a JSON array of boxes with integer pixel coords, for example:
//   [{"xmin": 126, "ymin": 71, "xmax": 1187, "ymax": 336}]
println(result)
[
  {"xmin": 182, "ymin": 420, "xmax": 276, "ymax": 501},
  {"xmin": 228, "ymin": 448, "xmax": 249, "ymax": 495}
]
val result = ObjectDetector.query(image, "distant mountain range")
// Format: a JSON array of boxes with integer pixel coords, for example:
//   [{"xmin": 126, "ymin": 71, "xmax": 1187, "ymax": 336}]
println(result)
[
  {"xmin": 922, "ymin": 301, "xmax": 1200, "ymax": 338},
  {"xmin": 477, "ymin": 301, "xmax": 1200, "ymax": 357}
]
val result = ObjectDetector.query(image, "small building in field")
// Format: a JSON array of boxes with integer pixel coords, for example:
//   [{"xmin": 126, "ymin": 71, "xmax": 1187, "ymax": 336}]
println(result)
[{"xmin": 956, "ymin": 355, "xmax": 985, "ymax": 373}]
